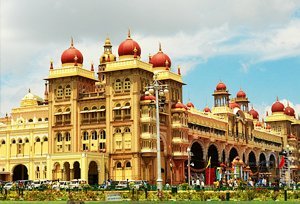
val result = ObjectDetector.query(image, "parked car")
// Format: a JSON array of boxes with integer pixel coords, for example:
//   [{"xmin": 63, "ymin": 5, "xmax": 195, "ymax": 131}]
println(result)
[
  {"xmin": 115, "ymin": 180, "xmax": 129, "ymax": 190},
  {"xmin": 4, "ymin": 182, "xmax": 14, "ymax": 190},
  {"xmin": 69, "ymin": 179, "xmax": 87, "ymax": 189},
  {"xmin": 52, "ymin": 181, "xmax": 70, "ymax": 190}
]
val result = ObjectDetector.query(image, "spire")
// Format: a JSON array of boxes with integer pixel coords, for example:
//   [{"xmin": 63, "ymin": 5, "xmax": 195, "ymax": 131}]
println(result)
[
  {"xmin": 91, "ymin": 62, "xmax": 94, "ymax": 71},
  {"xmin": 50, "ymin": 59, "xmax": 53, "ymax": 70},
  {"xmin": 159, "ymin": 42, "xmax": 162, "ymax": 52},
  {"xmin": 148, "ymin": 53, "xmax": 152, "ymax": 63},
  {"xmin": 127, "ymin": 29, "xmax": 131, "ymax": 39},
  {"xmin": 71, "ymin": 37, "xmax": 74, "ymax": 48},
  {"xmin": 28, "ymin": 88, "xmax": 31, "ymax": 93},
  {"xmin": 44, "ymin": 82, "xmax": 49, "ymax": 104},
  {"xmin": 276, "ymin": 96, "xmax": 279, "ymax": 101},
  {"xmin": 177, "ymin": 65, "xmax": 181, "ymax": 75}
]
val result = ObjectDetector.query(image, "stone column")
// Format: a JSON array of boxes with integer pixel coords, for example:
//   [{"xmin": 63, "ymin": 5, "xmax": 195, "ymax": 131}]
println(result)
[{"xmin": 70, "ymin": 168, "xmax": 74, "ymax": 180}]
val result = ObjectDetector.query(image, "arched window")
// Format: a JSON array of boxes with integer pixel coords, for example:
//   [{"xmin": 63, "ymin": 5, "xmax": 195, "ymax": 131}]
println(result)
[
  {"xmin": 65, "ymin": 132, "xmax": 71, "ymax": 141},
  {"xmin": 113, "ymin": 103, "xmax": 121, "ymax": 119},
  {"xmin": 99, "ymin": 105, "xmax": 106, "ymax": 118},
  {"xmin": 114, "ymin": 79, "xmax": 122, "ymax": 91},
  {"xmin": 57, "ymin": 86, "xmax": 63, "ymax": 98},
  {"xmin": 45, "ymin": 118, "xmax": 48, "ymax": 121},
  {"xmin": 124, "ymin": 127, "xmax": 131, "ymax": 133},
  {"xmin": 65, "ymin": 85, "xmax": 71, "ymax": 97},
  {"xmin": 83, "ymin": 131, "xmax": 89, "ymax": 140},
  {"xmin": 57, "ymin": 133, "xmax": 62, "ymax": 142},
  {"xmin": 43, "ymin": 137, "xmax": 48, "ymax": 142},
  {"xmin": 38, "ymin": 118, "xmax": 42, "ymax": 122},
  {"xmin": 92, "ymin": 131, "xmax": 97, "ymax": 140},
  {"xmin": 115, "ymin": 128, "xmax": 121, "ymax": 134},
  {"xmin": 100, "ymin": 130, "xmax": 106, "ymax": 139},
  {"xmin": 25, "ymin": 138, "xmax": 29, "ymax": 143},
  {"xmin": 28, "ymin": 119, "xmax": 33, "ymax": 122},
  {"xmin": 126, "ymin": 161, "xmax": 131, "ymax": 168},
  {"xmin": 35, "ymin": 137, "xmax": 40, "ymax": 142},
  {"xmin": 11, "ymin": 139, "xmax": 16, "ymax": 144},
  {"xmin": 1, "ymin": 140, "xmax": 5, "ymax": 145},
  {"xmin": 18, "ymin": 139, "xmax": 23, "ymax": 144},
  {"xmin": 124, "ymin": 78, "xmax": 131, "ymax": 91},
  {"xmin": 123, "ymin": 102, "xmax": 131, "ymax": 117},
  {"xmin": 116, "ymin": 162, "xmax": 122, "ymax": 168}
]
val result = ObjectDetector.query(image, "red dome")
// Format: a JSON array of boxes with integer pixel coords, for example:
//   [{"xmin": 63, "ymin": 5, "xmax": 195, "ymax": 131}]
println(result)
[
  {"xmin": 150, "ymin": 44, "xmax": 171, "ymax": 68},
  {"xmin": 266, "ymin": 124, "xmax": 271, "ymax": 130},
  {"xmin": 284, "ymin": 104, "xmax": 295, "ymax": 116},
  {"xmin": 255, "ymin": 122, "xmax": 262, "ymax": 127},
  {"xmin": 216, "ymin": 82, "xmax": 227, "ymax": 91},
  {"xmin": 203, "ymin": 107, "xmax": 211, "ymax": 112},
  {"xmin": 271, "ymin": 99, "xmax": 284, "ymax": 113},
  {"xmin": 249, "ymin": 108, "xmax": 259, "ymax": 119},
  {"xmin": 186, "ymin": 102, "xmax": 195, "ymax": 108},
  {"xmin": 118, "ymin": 32, "xmax": 141, "ymax": 57},
  {"xmin": 140, "ymin": 95, "xmax": 156, "ymax": 101},
  {"xmin": 61, "ymin": 44, "xmax": 83, "ymax": 65},
  {"xmin": 237, "ymin": 90, "xmax": 246, "ymax": 98},
  {"xmin": 229, "ymin": 102, "xmax": 240, "ymax": 109},
  {"xmin": 172, "ymin": 101, "xmax": 187, "ymax": 110}
]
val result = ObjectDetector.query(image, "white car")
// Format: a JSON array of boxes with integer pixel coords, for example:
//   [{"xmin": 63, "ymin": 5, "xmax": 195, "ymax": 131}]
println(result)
[
  {"xmin": 4, "ymin": 182, "xmax": 14, "ymax": 190},
  {"xmin": 52, "ymin": 181, "xmax": 70, "ymax": 190},
  {"xmin": 69, "ymin": 179, "xmax": 87, "ymax": 189}
]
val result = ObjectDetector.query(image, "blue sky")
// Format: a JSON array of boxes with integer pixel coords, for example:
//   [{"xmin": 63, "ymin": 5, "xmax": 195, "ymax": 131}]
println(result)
[{"xmin": 1, "ymin": 0, "xmax": 300, "ymax": 119}]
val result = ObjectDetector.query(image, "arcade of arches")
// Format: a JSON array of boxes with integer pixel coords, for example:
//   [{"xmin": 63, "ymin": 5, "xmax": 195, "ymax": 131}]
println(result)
[{"xmin": 180, "ymin": 140, "xmax": 278, "ymax": 184}]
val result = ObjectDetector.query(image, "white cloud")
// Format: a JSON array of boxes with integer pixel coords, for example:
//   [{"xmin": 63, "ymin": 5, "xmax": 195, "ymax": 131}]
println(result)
[{"xmin": 1, "ymin": 0, "xmax": 300, "ymax": 115}]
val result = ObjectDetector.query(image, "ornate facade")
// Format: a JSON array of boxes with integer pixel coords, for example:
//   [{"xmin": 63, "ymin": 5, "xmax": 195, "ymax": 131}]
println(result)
[{"xmin": 0, "ymin": 31, "xmax": 299, "ymax": 184}]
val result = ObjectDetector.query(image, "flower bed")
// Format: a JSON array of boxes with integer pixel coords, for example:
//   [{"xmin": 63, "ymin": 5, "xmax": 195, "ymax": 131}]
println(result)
[{"xmin": 1, "ymin": 189, "xmax": 300, "ymax": 202}]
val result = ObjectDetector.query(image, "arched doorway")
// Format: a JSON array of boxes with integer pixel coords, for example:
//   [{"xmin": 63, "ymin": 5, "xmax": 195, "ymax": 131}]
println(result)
[
  {"xmin": 229, "ymin": 147, "xmax": 238, "ymax": 164},
  {"xmin": 259, "ymin": 153, "xmax": 267, "ymax": 172},
  {"xmin": 190, "ymin": 142, "xmax": 205, "ymax": 169},
  {"xmin": 88, "ymin": 161, "xmax": 98, "ymax": 185},
  {"xmin": 74, "ymin": 161, "xmax": 81, "ymax": 179},
  {"xmin": 269, "ymin": 154, "xmax": 276, "ymax": 170},
  {"xmin": 63, "ymin": 162, "xmax": 70, "ymax": 181},
  {"xmin": 248, "ymin": 151, "xmax": 257, "ymax": 172},
  {"xmin": 13, "ymin": 164, "xmax": 28, "ymax": 181},
  {"xmin": 207, "ymin": 145, "xmax": 219, "ymax": 167},
  {"xmin": 53, "ymin": 162, "xmax": 61, "ymax": 180}
]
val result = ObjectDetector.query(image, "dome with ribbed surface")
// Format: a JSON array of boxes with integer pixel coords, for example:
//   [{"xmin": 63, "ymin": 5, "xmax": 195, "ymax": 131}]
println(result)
[
  {"xmin": 249, "ymin": 107, "xmax": 259, "ymax": 119},
  {"xmin": 284, "ymin": 103, "xmax": 295, "ymax": 117},
  {"xmin": 216, "ymin": 82, "xmax": 226, "ymax": 91},
  {"xmin": 236, "ymin": 89, "xmax": 246, "ymax": 98},
  {"xmin": 118, "ymin": 30, "xmax": 141, "ymax": 57},
  {"xmin": 61, "ymin": 38, "xmax": 83, "ymax": 65},
  {"xmin": 271, "ymin": 98, "xmax": 284, "ymax": 113},
  {"xmin": 150, "ymin": 43, "xmax": 171, "ymax": 68}
]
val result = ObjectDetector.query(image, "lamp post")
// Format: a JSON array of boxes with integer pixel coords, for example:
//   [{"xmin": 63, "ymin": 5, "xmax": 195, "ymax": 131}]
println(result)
[
  {"xmin": 145, "ymin": 74, "xmax": 168, "ymax": 191},
  {"xmin": 187, "ymin": 147, "xmax": 191, "ymax": 187},
  {"xmin": 286, "ymin": 145, "xmax": 291, "ymax": 189}
]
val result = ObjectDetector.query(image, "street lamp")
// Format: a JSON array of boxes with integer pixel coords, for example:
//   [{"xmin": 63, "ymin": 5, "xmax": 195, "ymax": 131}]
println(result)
[
  {"xmin": 187, "ymin": 147, "xmax": 191, "ymax": 187},
  {"xmin": 286, "ymin": 145, "xmax": 291, "ymax": 189},
  {"xmin": 145, "ymin": 74, "xmax": 168, "ymax": 191}
]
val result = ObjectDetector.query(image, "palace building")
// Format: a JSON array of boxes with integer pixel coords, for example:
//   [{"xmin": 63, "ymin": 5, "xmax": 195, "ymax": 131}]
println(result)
[{"xmin": 0, "ymin": 31, "xmax": 299, "ymax": 185}]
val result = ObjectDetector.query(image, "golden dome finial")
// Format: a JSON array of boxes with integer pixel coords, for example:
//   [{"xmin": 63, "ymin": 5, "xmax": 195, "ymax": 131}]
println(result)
[
  {"xmin": 105, "ymin": 36, "xmax": 111, "ymax": 45},
  {"xmin": 128, "ymin": 29, "xmax": 131, "ymax": 39},
  {"xmin": 71, "ymin": 37, "xmax": 74, "ymax": 47},
  {"xmin": 159, "ymin": 42, "xmax": 162, "ymax": 52},
  {"xmin": 50, "ymin": 59, "xmax": 53, "ymax": 70}
]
